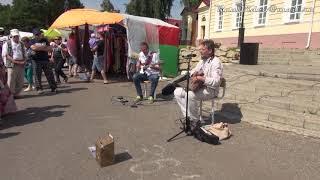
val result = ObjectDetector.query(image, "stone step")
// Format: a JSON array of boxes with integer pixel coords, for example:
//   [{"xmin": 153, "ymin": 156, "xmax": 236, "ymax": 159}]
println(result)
[
  {"xmin": 227, "ymin": 84, "xmax": 319, "ymax": 103},
  {"xmin": 261, "ymin": 77, "xmax": 320, "ymax": 89},
  {"xmin": 231, "ymin": 78, "xmax": 320, "ymax": 93},
  {"xmin": 202, "ymin": 94, "xmax": 320, "ymax": 136},
  {"xmin": 258, "ymin": 54, "xmax": 292, "ymax": 58},
  {"xmin": 225, "ymin": 67, "xmax": 320, "ymax": 82},
  {"xmin": 258, "ymin": 60, "xmax": 290, "ymax": 65},
  {"xmin": 231, "ymin": 81, "xmax": 320, "ymax": 96},
  {"xmin": 242, "ymin": 104, "xmax": 320, "ymax": 130},
  {"xmin": 259, "ymin": 50, "xmax": 320, "ymax": 55},
  {"xmin": 258, "ymin": 59, "xmax": 320, "ymax": 66},
  {"xmin": 259, "ymin": 50, "xmax": 306, "ymax": 55},
  {"xmin": 258, "ymin": 96, "xmax": 320, "ymax": 115},
  {"xmin": 223, "ymin": 79, "xmax": 320, "ymax": 112},
  {"xmin": 258, "ymin": 57, "xmax": 320, "ymax": 63},
  {"xmin": 224, "ymin": 65, "xmax": 320, "ymax": 82},
  {"xmin": 258, "ymin": 59, "xmax": 318, "ymax": 64},
  {"xmin": 222, "ymin": 110, "xmax": 320, "ymax": 138},
  {"xmin": 211, "ymin": 100, "xmax": 320, "ymax": 137},
  {"xmin": 228, "ymin": 78, "xmax": 319, "ymax": 93},
  {"xmin": 227, "ymin": 86, "xmax": 280, "ymax": 99}
]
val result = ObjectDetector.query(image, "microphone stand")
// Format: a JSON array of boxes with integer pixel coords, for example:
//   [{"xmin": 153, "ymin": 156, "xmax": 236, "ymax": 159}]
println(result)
[{"xmin": 167, "ymin": 53, "xmax": 194, "ymax": 142}]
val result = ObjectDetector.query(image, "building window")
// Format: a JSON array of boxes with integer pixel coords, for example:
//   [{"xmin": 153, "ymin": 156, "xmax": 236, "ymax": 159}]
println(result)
[
  {"xmin": 258, "ymin": 0, "xmax": 268, "ymax": 25},
  {"xmin": 235, "ymin": 0, "xmax": 243, "ymax": 28},
  {"xmin": 202, "ymin": 16, "xmax": 206, "ymax": 21},
  {"xmin": 201, "ymin": 26, "xmax": 205, "ymax": 39},
  {"xmin": 290, "ymin": 0, "xmax": 302, "ymax": 20},
  {"xmin": 218, "ymin": 7, "xmax": 224, "ymax": 30}
]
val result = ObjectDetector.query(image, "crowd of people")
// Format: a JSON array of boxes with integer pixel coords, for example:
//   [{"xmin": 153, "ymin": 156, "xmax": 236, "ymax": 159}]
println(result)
[{"xmin": 0, "ymin": 27, "xmax": 113, "ymax": 123}]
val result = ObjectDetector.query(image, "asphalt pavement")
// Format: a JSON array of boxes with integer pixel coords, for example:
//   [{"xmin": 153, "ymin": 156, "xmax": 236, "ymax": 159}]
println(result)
[{"xmin": 1, "ymin": 78, "xmax": 319, "ymax": 180}]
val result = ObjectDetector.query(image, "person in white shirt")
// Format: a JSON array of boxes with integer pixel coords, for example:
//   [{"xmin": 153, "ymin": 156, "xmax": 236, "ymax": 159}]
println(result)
[
  {"xmin": 133, "ymin": 42, "xmax": 160, "ymax": 103},
  {"xmin": 2, "ymin": 29, "xmax": 26, "ymax": 98},
  {"xmin": 174, "ymin": 40, "xmax": 223, "ymax": 122}
]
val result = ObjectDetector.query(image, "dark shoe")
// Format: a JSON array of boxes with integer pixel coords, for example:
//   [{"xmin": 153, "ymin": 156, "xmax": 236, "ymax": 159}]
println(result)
[
  {"xmin": 64, "ymin": 77, "xmax": 68, "ymax": 83},
  {"xmin": 51, "ymin": 88, "xmax": 58, "ymax": 93},
  {"xmin": 14, "ymin": 95, "xmax": 21, "ymax": 99}
]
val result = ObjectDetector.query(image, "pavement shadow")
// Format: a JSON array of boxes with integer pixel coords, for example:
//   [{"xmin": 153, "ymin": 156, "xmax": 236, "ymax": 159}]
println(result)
[
  {"xmin": 19, "ymin": 88, "xmax": 88, "ymax": 99},
  {"xmin": 0, "ymin": 105, "xmax": 70, "ymax": 131},
  {"xmin": 65, "ymin": 81, "xmax": 91, "ymax": 84},
  {"xmin": 0, "ymin": 132, "xmax": 21, "ymax": 139},
  {"xmin": 214, "ymin": 103, "xmax": 243, "ymax": 124},
  {"xmin": 152, "ymin": 93, "xmax": 175, "ymax": 103},
  {"xmin": 113, "ymin": 152, "xmax": 133, "ymax": 165}
]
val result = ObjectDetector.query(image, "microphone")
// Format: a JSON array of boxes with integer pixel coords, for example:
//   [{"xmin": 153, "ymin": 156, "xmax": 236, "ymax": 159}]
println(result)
[{"xmin": 182, "ymin": 54, "xmax": 197, "ymax": 58}]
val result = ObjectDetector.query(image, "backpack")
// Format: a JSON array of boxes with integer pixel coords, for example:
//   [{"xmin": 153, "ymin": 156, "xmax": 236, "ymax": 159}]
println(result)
[
  {"xmin": 192, "ymin": 121, "xmax": 220, "ymax": 145},
  {"xmin": 5, "ymin": 40, "xmax": 25, "ymax": 68}
]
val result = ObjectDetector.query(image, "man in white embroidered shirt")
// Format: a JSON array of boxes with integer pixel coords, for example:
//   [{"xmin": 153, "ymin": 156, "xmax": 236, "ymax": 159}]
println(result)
[
  {"xmin": 133, "ymin": 42, "xmax": 160, "ymax": 104},
  {"xmin": 174, "ymin": 40, "xmax": 223, "ymax": 123}
]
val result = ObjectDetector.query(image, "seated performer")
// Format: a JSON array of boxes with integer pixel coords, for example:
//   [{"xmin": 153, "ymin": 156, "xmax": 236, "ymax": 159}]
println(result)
[
  {"xmin": 133, "ymin": 42, "xmax": 160, "ymax": 104},
  {"xmin": 174, "ymin": 40, "xmax": 223, "ymax": 123}
]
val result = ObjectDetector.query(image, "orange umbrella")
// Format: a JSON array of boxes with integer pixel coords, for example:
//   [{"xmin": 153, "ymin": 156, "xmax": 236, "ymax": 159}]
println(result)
[{"xmin": 50, "ymin": 9, "xmax": 124, "ymax": 28}]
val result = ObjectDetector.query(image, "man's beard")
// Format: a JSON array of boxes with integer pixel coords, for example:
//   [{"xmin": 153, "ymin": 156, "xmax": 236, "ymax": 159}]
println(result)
[
  {"xmin": 201, "ymin": 53, "xmax": 214, "ymax": 60},
  {"xmin": 201, "ymin": 55, "xmax": 210, "ymax": 59}
]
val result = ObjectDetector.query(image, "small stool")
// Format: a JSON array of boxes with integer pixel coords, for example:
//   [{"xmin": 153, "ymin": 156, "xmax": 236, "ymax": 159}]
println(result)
[{"xmin": 143, "ymin": 81, "xmax": 157, "ymax": 99}]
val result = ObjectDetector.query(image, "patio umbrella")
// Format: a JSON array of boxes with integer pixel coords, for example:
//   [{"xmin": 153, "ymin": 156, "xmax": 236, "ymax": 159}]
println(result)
[{"xmin": 50, "ymin": 8, "xmax": 124, "ymax": 29}]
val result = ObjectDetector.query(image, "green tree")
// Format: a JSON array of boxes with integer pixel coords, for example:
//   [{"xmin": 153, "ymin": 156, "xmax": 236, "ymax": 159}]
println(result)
[
  {"xmin": 180, "ymin": 0, "xmax": 200, "ymax": 8},
  {"xmin": 0, "ymin": 3, "xmax": 11, "ymax": 31},
  {"xmin": 101, "ymin": 0, "xmax": 114, "ymax": 12},
  {"xmin": 125, "ymin": 0, "xmax": 174, "ymax": 20},
  {"xmin": 9, "ymin": 0, "xmax": 48, "ymax": 31},
  {"xmin": 47, "ymin": 0, "xmax": 84, "ymax": 28},
  {"xmin": 1, "ymin": 0, "xmax": 84, "ymax": 32}
]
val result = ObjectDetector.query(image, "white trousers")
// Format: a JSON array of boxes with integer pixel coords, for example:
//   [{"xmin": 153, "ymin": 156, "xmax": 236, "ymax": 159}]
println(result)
[
  {"xmin": 7, "ymin": 65, "xmax": 25, "ymax": 96},
  {"xmin": 174, "ymin": 87, "xmax": 217, "ymax": 121}
]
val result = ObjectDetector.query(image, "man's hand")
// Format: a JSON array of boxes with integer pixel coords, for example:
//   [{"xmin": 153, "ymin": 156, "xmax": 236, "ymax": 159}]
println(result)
[
  {"xmin": 149, "ymin": 64, "xmax": 160, "ymax": 70},
  {"xmin": 31, "ymin": 44, "xmax": 52, "ymax": 52},
  {"xmin": 195, "ymin": 75, "xmax": 205, "ymax": 82},
  {"xmin": 13, "ymin": 60, "xmax": 25, "ymax": 65},
  {"xmin": 191, "ymin": 71, "xmax": 204, "ymax": 82},
  {"xmin": 190, "ymin": 75, "xmax": 204, "ymax": 92}
]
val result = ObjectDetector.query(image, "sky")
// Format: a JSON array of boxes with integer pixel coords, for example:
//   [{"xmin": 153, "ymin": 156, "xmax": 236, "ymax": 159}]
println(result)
[{"xmin": 1, "ymin": 0, "xmax": 183, "ymax": 19}]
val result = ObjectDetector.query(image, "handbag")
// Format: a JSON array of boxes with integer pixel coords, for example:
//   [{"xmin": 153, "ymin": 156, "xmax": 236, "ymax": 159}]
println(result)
[
  {"xmin": 203, "ymin": 122, "xmax": 232, "ymax": 141},
  {"xmin": 193, "ymin": 121, "xmax": 220, "ymax": 145}
]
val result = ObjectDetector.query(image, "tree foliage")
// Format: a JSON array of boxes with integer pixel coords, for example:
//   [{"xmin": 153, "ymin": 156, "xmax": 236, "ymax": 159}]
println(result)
[
  {"xmin": 180, "ymin": 0, "xmax": 200, "ymax": 8},
  {"xmin": 125, "ymin": 0, "xmax": 174, "ymax": 20},
  {"xmin": 47, "ymin": 0, "xmax": 84, "ymax": 29},
  {"xmin": 0, "ymin": 4, "xmax": 11, "ymax": 33},
  {"xmin": 101, "ymin": 0, "xmax": 114, "ymax": 12},
  {"xmin": 0, "ymin": 0, "xmax": 83, "ymax": 32}
]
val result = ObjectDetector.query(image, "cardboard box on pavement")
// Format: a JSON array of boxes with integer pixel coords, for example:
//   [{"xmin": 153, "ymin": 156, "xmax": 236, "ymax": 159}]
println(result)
[{"xmin": 95, "ymin": 133, "xmax": 114, "ymax": 167}]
